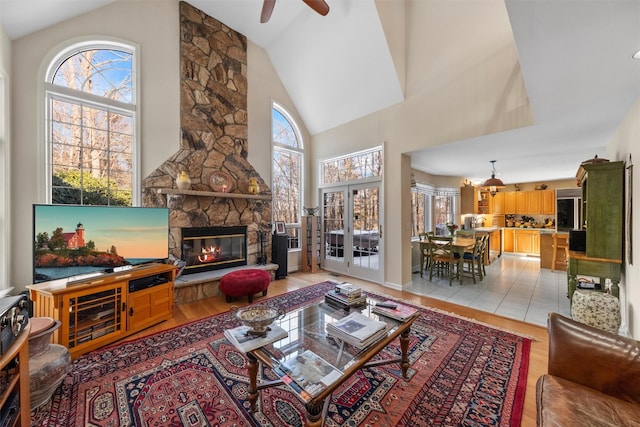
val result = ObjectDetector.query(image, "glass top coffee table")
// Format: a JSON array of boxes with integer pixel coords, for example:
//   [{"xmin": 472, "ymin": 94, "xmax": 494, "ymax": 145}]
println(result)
[{"xmin": 245, "ymin": 297, "xmax": 418, "ymax": 427}]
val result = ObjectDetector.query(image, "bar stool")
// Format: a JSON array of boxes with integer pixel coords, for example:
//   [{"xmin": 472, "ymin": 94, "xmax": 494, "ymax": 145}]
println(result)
[{"xmin": 551, "ymin": 233, "xmax": 569, "ymax": 272}]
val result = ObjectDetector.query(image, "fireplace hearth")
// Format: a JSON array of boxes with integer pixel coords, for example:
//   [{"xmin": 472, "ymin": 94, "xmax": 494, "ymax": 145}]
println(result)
[{"xmin": 181, "ymin": 226, "xmax": 247, "ymax": 275}]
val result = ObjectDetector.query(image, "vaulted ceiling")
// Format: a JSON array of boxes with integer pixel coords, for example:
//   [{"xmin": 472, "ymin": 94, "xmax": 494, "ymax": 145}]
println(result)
[{"xmin": 2, "ymin": 0, "xmax": 639, "ymax": 184}]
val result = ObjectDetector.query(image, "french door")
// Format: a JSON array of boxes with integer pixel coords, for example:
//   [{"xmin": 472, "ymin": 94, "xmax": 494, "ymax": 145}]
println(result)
[{"xmin": 322, "ymin": 182, "xmax": 382, "ymax": 283}]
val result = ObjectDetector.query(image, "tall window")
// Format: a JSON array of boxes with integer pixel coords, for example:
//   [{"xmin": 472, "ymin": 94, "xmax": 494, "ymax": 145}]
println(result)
[
  {"xmin": 272, "ymin": 102, "xmax": 304, "ymax": 249},
  {"xmin": 45, "ymin": 41, "xmax": 137, "ymax": 206},
  {"xmin": 411, "ymin": 184, "xmax": 458, "ymax": 236}
]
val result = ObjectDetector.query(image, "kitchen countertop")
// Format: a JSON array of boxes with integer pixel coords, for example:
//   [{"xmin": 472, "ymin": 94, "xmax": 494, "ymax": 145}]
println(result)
[{"xmin": 473, "ymin": 227, "xmax": 501, "ymax": 232}]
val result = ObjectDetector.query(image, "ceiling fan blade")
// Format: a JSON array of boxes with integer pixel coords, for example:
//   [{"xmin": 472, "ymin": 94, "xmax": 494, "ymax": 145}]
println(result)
[
  {"xmin": 261, "ymin": 0, "xmax": 276, "ymax": 23},
  {"xmin": 303, "ymin": 0, "xmax": 330, "ymax": 16}
]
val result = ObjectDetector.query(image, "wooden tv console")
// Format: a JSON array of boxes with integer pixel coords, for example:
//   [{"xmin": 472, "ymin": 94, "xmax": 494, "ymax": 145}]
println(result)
[{"xmin": 27, "ymin": 263, "xmax": 176, "ymax": 359}]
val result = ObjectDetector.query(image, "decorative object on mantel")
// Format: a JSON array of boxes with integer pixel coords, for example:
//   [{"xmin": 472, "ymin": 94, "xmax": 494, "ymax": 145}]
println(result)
[
  {"xmin": 247, "ymin": 178, "xmax": 260, "ymax": 195},
  {"xmin": 481, "ymin": 160, "xmax": 506, "ymax": 197},
  {"xmin": 303, "ymin": 206, "xmax": 319, "ymax": 216},
  {"xmin": 175, "ymin": 170, "xmax": 191, "ymax": 190},
  {"xmin": 209, "ymin": 170, "xmax": 232, "ymax": 193}
]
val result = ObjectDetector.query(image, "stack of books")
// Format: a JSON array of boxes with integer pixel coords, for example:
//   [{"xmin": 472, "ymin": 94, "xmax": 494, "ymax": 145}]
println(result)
[
  {"xmin": 326, "ymin": 311, "xmax": 388, "ymax": 349},
  {"xmin": 335, "ymin": 283, "xmax": 361, "ymax": 298},
  {"xmin": 371, "ymin": 301, "xmax": 419, "ymax": 322},
  {"xmin": 224, "ymin": 324, "xmax": 288, "ymax": 353},
  {"xmin": 325, "ymin": 282, "xmax": 367, "ymax": 307}
]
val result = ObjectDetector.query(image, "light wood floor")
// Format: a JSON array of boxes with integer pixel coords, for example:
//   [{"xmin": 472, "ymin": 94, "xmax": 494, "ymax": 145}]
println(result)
[{"xmin": 125, "ymin": 270, "xmax": 547, "ymax": 427}]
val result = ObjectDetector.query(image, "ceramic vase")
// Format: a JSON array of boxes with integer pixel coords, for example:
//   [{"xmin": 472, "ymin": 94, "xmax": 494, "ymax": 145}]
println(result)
[
  {"xmin": 176, "ymin": 170, "xmax": 191, "ymax": 190},
  {"xmin": 29, "ymin": 319, "xmax": 71, "ymax": 409}
]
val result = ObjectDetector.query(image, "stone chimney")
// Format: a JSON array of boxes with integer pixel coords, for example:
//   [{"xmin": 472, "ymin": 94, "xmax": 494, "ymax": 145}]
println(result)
[{"xmin": 142, "ymin": 1, "xmax": 271, "ymax": 265}]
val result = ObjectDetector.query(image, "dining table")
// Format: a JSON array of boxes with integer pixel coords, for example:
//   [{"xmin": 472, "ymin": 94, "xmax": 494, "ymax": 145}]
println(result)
[{"xmin": 419, "ymin": 236, "xmax": 477, "ymax": 284}]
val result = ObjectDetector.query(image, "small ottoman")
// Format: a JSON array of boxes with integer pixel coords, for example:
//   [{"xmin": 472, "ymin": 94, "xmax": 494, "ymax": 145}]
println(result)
[
  {"xmin": 220, "ymin": 269, "xmax": 271, "ymax": 303},
  {"xmin": 571, "ymin": 289, "xmax": 621, "ymax": 334}
]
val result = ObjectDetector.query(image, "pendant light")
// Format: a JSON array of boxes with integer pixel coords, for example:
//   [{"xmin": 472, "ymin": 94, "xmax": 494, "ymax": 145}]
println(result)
[{"xmin": 482, "ymin": 160, "xmax": 505, "ymax": 197}]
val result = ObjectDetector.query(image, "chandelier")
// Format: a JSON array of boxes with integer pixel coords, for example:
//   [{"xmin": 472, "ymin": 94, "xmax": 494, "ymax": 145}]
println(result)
[{"xmin": 482, "ymin": 160, "xmax": 505, "ymax": 197}]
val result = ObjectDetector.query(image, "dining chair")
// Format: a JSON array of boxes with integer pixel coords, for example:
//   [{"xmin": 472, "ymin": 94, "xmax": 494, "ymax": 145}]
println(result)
[
  {"xmin": 427, "ymin": 235, "xmax": 459, "ymax": 286},
  {"xmin": 460, "ymin": 236, "xmax": 484, "ymax": 283},
  {"xmin": 418, "ymin": 232, "xmax": 434, "ymax": 277},
  {"xmin": 551, "ymin": 233, "xmax": 570, "ymax": 272},
  {"xmin": 478, "ymin": 234, "xmax": 489, "ymax": 277}
]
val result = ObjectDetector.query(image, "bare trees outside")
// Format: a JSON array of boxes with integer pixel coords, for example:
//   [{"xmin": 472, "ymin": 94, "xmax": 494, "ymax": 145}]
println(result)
[
  {"xmin": 272, "ymin": 105, "xmax": 303, "ymax": 248},
  {"xmin": 47, "ymin": 47, "xmax": 135, "ymax": 206}
]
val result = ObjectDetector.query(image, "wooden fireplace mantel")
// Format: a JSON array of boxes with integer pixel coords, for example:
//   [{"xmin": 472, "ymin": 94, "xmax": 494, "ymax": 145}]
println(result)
[{"xmin": 157, "ymin": 188, "xmax": 271, "ymax": 201}]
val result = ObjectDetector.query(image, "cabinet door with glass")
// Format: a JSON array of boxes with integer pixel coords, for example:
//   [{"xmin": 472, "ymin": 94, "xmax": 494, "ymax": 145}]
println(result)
[{"xmin": 63, "ymin": 283, "xmax": 126, "ymax": 357}]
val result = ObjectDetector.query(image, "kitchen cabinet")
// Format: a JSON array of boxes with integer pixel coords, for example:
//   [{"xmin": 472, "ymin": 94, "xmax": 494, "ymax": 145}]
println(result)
[
  {"xmin": 460, "ymin": 185, "xmax": 478, "ymax": 214},
  {"xmin": 504, "ymin": 192, "xmax": 516, "ymax": 213},
  {"xmin": 490, "ymin": 229, "xmax": 502, "ymax": 258},
  {"xmin": 27, "ymin": 263, "xmax": 176, "ymax": 359},
  {"xmin": 542, "ymin": 190, "xmax": 555, "ymax": 215},
  {"xmin": 503, "ymin": 228, "xmax": 515, "ymax": 252},
  {"xmin": 515, "ymin": 191, "xmax": 528, "ymax": 214},
  {"xmin": 514, "ymin": 229, "xmax": 540, "ymax": 255},
  {"xmin": 478, "ymin": 191, "xmax": 491, "ymax": 214},
  {"xmin": 492, "ymin": 192, "xmax": 505, "ymax": 214},
  {"xmin": 528, "ymin": 191, "xmax": 542, "ymax": 213}
]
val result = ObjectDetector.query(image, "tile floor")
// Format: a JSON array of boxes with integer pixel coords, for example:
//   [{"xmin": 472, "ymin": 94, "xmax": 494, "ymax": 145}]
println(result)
[{"xmin": 406, "ymin": 253, "xmax": 572, "ymax": 327}]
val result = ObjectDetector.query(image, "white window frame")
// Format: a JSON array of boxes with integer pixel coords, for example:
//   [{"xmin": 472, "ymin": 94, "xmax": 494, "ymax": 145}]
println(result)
[
  {"xmin": 43, "ymin": 39, "xmax": 140, "ymax": 205},
  {"xmin": 320, "ymin": 146, "xmax": 383, "ymax": 187},
  {"xmin": 272, "ymin": 101, "xmax": 304, "ymax": 250}
]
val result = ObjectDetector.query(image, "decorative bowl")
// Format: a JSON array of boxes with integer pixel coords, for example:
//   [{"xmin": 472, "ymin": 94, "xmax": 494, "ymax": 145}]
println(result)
[
  {"xmin": 231, "ymin": 305, "xmax": 285, "ymax": 337},
  {"xmin": 303, "ymin": 206, "xmax": 319, "ymax": 216}
]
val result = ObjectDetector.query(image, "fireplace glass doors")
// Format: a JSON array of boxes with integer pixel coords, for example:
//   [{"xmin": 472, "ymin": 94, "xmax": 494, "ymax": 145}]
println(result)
[{"xmin": 181, "ymin": 226, "xmax": 247, "ymax": 274}]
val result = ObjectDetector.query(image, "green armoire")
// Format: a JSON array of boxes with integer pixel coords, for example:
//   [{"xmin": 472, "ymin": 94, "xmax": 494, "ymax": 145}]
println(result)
[
  {"xmin": 567, "ymin": 160, "xmax": 624, "ymax": 300},
  {"xmin": 577, "ymin": 160, "xmax": 625, "ymax": 260}
]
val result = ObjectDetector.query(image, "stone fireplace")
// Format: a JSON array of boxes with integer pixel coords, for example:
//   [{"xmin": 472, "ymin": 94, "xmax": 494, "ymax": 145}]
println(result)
[
  {"xmin": 141, "ymin": 2, "xmax": 274, "ymax": 303},
  {"xmin": 142, "ymin": 2, "xmax": 271, "ymax": 261}
]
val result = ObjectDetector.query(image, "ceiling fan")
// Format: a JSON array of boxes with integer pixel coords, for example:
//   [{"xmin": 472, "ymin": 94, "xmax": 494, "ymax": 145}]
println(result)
[{"xmin": 261, "ymin": 0, "xmax": 330, "ymax": 23}]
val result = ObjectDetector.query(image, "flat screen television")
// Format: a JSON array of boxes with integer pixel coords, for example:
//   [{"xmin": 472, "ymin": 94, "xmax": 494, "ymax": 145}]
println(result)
[{"xmin": 33, "ymin": 204, "xmax": 170, "ymax": 284}]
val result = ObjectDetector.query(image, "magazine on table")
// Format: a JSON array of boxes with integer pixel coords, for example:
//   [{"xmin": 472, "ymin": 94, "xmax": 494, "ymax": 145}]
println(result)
[
  {"xmin": 274, "ymin": 349, "xmax": 342, "ymax": 401},
  {"xmin": 224, "ymin": 324, "xmax": 288, "ymax": 353},
  {"xmin": 372, "ymin": 301, "xmax": 419, "ymax": 322},
  {"xmin": 326, "ymin": 311, "xmax": 388, "ymax": 348}
]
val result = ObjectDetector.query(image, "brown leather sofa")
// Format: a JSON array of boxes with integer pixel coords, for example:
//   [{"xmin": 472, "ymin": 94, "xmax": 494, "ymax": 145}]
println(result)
[{"xmin": 536, "ymin": 312, "xmax": 640, "ymax": 426}]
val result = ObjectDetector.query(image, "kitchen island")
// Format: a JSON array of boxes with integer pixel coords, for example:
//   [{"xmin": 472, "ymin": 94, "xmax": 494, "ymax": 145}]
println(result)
[{"xmin": 474, "ymin": 227, "xmax": 502, "ymax": 264}]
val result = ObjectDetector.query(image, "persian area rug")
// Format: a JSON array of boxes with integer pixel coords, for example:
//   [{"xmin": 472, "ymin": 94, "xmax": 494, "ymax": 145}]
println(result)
[{"xmin": 31, "ymin": 281, "xmax": 531, "ymax": 427}]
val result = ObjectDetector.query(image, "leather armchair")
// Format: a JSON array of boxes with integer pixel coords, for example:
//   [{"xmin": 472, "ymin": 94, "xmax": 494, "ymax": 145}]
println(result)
[{"xmin": 536, "ymin": 312, "xmax": 640, "ymax": 426}]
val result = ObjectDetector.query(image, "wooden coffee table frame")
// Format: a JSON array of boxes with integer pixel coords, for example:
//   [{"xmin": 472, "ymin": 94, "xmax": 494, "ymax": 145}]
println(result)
[{"xmin": 245, "ymin": 305, "xmax": 416, "ymax": 427}]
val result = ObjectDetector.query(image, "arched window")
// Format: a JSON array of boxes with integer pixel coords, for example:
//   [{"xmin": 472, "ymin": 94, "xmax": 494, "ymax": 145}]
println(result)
[
  {"xmin": 44, "ymin": 41, "xmax": 138, "ymax": 206},
  {"xmin": 272, "ymin": 102, "xmax": 304, "ymax": 249}
]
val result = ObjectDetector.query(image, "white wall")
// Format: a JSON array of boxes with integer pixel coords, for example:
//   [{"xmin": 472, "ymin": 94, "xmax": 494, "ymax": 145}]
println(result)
[
  {"xmin": 8, "ymin": 0, "xmax": 303, "ymax": 292},
  {"xmin": 311, "ymin": 0, "xmax": 533, "ymax": 288},
  {"xmin": 609, "ymin": 98, "xmax": 640, "ymax": 338},
  {"xmin": 0, "ymin": 25, "xmax": 10, "ymax": 290}
]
